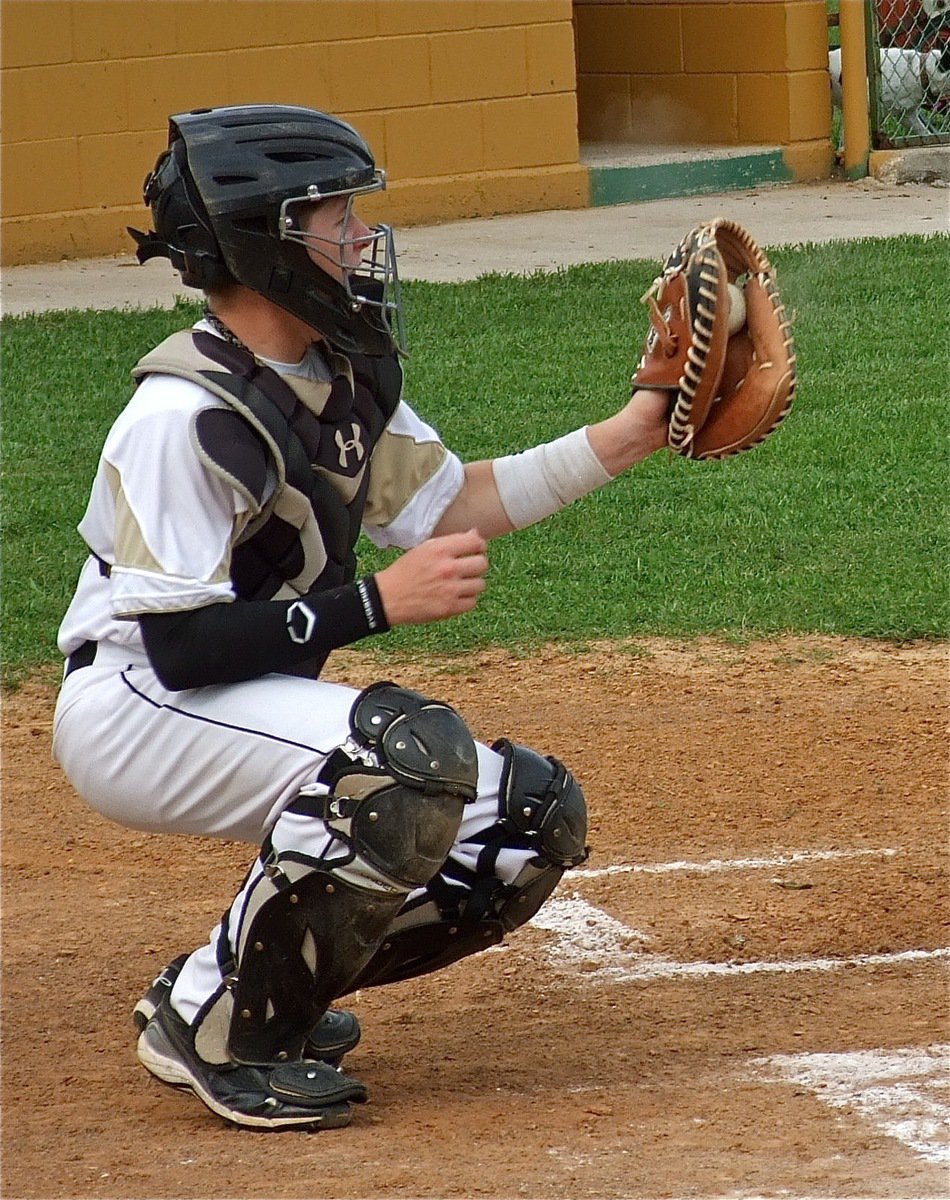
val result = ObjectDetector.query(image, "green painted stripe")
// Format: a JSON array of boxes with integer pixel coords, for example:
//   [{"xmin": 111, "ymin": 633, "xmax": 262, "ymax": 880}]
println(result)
[{"xmin": 588, "ymin": 151, "xmax": 794, "ymax": 206}]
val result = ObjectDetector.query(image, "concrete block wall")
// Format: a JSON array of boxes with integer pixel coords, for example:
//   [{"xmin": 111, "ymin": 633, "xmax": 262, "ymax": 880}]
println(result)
[
  {"xmin": 574, "ymin": 0, "xmax": 833, "ymax": 178},
  {"xmin": 0, "ymin": 0, "xmax": 587, "ymax": 265}
]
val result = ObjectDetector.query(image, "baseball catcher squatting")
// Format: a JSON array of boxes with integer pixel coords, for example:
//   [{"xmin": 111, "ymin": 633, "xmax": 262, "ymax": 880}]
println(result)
[{"xmin": 52, "ymin": 105, "xmax": 795, "ymax": 1131}]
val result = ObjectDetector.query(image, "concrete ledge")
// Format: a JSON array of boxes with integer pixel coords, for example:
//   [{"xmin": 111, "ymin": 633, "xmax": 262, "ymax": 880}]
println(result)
[
  {"xmin": 586, "ymin": 149, "xmax": 793, "ymax": 206},
  {"xmin": 869, "ymin": 147, "xmax": 950, "ymax": 186}
]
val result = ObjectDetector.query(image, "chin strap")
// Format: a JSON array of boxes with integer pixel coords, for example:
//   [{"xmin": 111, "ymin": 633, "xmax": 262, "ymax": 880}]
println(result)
[
  {"xmin": 127, "ymin": 226, "xmax": 174, "ymax": 266},
  {"xmin": 127, "ymin": 225, "xmax": 230, "ymax": 290}
]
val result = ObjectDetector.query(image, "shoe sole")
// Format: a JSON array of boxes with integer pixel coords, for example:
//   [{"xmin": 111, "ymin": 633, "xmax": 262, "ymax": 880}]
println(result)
[{"xmin": 137, "ymin": 1021, "xmax": 352, "ymax": 1131}]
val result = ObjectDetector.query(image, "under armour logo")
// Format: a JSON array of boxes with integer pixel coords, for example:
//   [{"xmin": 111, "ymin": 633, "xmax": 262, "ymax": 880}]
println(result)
[{"xmin": 335, "ymin": 423, "xmax": 364, "ymax": 470}]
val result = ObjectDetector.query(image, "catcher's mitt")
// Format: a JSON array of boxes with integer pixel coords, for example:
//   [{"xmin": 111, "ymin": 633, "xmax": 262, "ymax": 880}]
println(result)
[{"xmin": 632, "ymin": 218, "xmax": 796, "ymax": 460}]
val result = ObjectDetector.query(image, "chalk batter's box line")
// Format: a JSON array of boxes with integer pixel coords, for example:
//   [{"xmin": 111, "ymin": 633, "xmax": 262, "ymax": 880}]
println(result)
[
  {"xmin": 571, "ymin": 846, "xmax": 899, "ymax": 880},
  {"xmin": 528, "ymin": 846, "xmax": 949, "ymax": 981}
]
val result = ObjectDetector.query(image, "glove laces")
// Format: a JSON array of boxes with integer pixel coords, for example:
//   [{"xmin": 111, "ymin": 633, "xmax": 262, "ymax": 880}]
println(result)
[{"xmin": 641, "ymin": 290, "xmax": 678, "ymax": 358}]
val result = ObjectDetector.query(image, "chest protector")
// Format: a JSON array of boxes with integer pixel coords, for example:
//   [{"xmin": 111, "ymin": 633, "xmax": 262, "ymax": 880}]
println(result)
[{"xmin": 133, "ymin": 330, "xmax": 402, "ymax": 606}]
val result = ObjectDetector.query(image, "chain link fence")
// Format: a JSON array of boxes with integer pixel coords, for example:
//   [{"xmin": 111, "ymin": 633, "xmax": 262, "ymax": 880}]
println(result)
[{"xmin": 867, "ymin": 0, "xmax": 950, "ymax": 146}]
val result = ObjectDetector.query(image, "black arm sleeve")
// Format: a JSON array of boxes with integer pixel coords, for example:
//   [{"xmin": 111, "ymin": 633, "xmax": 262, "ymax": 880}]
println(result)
[{"xmin": 138, "ymin": 577, "xmax": 389, "ymax": 691}]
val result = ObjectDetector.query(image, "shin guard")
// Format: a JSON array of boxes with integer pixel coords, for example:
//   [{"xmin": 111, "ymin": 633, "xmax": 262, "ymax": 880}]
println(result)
[
  {"xmin": 345, "ymin": 740, "xmax": 588, "ymax": 991},
  {"xmin": 198, "ymin": 685, "xmax": 478, "ymax": 1066}
]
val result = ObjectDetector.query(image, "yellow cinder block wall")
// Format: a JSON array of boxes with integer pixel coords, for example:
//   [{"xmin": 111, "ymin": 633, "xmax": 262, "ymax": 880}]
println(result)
[
  {"xmin": 574, "ymin": 0, "xmax": 832, "ymax": 178},
  {"xmin": 0, "ymin": 0, "xmax": 587, "ymax": 265}
]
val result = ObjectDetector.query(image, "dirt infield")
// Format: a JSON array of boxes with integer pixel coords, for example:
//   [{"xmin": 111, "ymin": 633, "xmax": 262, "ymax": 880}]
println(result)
[{"xmin": 2, "ymin": 636, "xmax": 948, "ymax": 1199}]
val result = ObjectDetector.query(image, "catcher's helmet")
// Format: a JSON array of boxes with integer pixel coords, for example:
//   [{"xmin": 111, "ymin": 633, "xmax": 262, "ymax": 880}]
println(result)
[{"xmin": 128, "ymin": 104, "xmax": 404, "ymax": 356}]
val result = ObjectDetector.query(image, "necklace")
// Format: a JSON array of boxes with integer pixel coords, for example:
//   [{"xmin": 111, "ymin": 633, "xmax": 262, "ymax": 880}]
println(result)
[{"xmin": 202, "ymin": 307, "xmax": 248, "ymax": 351}]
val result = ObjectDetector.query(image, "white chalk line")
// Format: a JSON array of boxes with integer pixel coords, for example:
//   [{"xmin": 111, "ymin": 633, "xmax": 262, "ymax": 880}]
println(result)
[
  {"xmin": 753, "ymin": 1045, "xmax": 950, "ymax": 1165},
  {"xmin": 530, "ymin": 847, "xmax": 950, "ymax": 1167},
  {"xmin": 571, "ymin": 846, "xmax": 897, "ymax": 880},
  {"xmin": 530, "ymin": 893, "xmax": 950, "ymax": 983},
  {"xmin": 538, "ymin": 847, "xmax": 942, "ymax": 983}
]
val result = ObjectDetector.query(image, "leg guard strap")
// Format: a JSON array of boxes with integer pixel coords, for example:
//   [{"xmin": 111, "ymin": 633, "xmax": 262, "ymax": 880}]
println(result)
[{"xmin": 345, "ymin": 857, "xmax": 566, "ymax": 992}]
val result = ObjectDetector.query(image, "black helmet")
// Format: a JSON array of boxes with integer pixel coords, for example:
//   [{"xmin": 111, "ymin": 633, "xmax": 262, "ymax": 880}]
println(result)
[{"xmin": 128, "ymin": 104, "xmax": 404, "ymax": 356}]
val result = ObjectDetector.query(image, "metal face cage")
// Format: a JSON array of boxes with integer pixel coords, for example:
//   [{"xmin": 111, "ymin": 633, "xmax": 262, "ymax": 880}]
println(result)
[{"xmin": 278, "ymin": 178, "xmax": 407, "ymax": 356}]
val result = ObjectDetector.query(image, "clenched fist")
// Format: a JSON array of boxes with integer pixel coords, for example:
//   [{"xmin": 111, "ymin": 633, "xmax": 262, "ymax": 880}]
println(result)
[{"xmin": 374, "ymin": 529, "xmax": 489, "ymax": 627}]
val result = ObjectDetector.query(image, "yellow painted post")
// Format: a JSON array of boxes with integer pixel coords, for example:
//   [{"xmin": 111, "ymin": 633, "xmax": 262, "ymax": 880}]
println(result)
[{"xmin": 839, "ymin": 0, "xmax": 870, "ymax": 179}]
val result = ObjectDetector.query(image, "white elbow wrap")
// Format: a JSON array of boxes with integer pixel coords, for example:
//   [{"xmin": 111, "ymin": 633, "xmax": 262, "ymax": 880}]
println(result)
[{"xmin": 491, "ymin": 426, "xmax": 612, "ymax": 530}]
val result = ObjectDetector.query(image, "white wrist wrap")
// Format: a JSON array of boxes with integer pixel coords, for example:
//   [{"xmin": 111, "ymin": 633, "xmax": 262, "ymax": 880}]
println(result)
[{"xmin": 491, "ymin": 426, "xmax": 612, "ymax": 530}]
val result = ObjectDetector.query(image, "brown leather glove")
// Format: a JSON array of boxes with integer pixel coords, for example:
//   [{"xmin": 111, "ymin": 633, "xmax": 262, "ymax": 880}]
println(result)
[{"xmin": 632, "ymin": 218, "xmax": 797, "ymax": 461}]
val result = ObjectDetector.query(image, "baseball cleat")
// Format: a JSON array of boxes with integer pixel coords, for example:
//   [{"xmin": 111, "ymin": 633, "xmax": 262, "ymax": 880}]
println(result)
[
  {"xmin": 132, "ymin": 955, "xmax": 362, "ymax": 1064},
  {"xmin": 137, "ymin": 996, "xmax": 367, "ymax": 1131},
  {"xmin": 132, "ymin": 954, "xmax": 189, "ymax": 1033}
]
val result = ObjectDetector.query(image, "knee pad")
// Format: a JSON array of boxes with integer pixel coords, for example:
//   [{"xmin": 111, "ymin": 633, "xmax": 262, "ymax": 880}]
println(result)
[
  {"xmin": 327, "ymin": 682, "xmax": 478, "ymax": 888},
  {"xmin": 343, "ymin": 740, "xmax": 589, "ymax": 992},
  {"xmin": 493, "ymin": 739, "xmax": 588, "ymax": 869},
  {"xmin": 350, "ymin": 681, "xmax": 479, "ymax": 800},
  {"xmin": 208, "ymin": 683, "xmax": 478, "ymax": 1064}
]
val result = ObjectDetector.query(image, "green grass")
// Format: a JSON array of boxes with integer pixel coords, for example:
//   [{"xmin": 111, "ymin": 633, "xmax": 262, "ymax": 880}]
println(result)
[
  {"xmin": 827, "ymin": 0, "xmax": 840, "ymax": 50},
  {"xmin": 2, "ymin": 236, "xmax": 948, "ymax": 684}
]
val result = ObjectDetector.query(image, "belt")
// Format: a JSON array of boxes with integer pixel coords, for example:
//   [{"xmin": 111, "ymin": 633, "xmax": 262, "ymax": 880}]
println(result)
[{"xmin": 65, "ymin": 640, "xmax": 97, "ymax": 677}]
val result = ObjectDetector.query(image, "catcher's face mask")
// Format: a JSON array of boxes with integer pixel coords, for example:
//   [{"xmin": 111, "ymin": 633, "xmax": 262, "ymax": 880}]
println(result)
[{"xmin": 279, "ymin": 185, "xmax": 406, "ymax": 356}]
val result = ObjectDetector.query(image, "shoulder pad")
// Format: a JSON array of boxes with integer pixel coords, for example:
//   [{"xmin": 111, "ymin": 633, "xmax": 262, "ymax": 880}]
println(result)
[
  {"xmin": 191, "ymin": 408, "xmax": 270, "ymax": 510},
  {"xmin": 132, "ymin": 329, "xmax": 217, "ymax": 384}
]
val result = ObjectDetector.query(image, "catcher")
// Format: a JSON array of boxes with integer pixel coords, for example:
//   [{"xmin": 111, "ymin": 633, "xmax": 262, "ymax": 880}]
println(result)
[{"xmin": 52, "ymin": 103, "xmax": 795, "ymax": 1132}]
